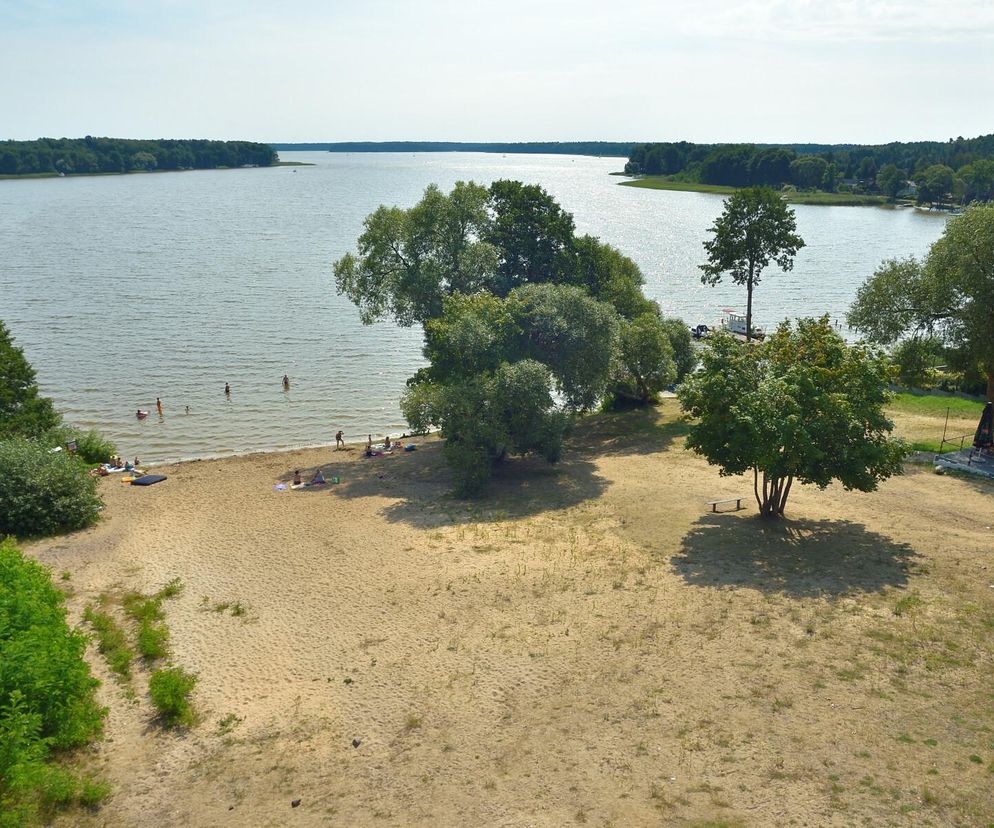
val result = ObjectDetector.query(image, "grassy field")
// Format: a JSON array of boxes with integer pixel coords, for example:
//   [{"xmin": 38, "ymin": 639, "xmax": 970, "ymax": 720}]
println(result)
[
  {"xmin": 619, "ymin": 177, "xmax": 890, "ymax": 206},
  {"xmin": 886, "ymin": 392, "xmax": 986, "ymax": 453}
]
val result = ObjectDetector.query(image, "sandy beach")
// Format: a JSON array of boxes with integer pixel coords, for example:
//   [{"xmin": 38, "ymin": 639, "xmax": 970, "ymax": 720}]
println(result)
[{"xmin": 30, "ymin": 400, "xmax": 994, "ymax": 826}]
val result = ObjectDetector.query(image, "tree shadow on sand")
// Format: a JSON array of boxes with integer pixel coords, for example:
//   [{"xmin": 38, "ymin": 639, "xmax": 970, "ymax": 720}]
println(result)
[
  {"xmin": 276, "ymin": 407, "xmax": 691, "ymax": 528},
  {"xmin": 671, "ymin": 513, "xmax": 920, "ymax": 598}
]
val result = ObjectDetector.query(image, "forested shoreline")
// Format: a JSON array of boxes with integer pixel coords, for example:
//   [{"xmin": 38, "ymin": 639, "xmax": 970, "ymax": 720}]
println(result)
[
  {"xmin": 0, "ymin": 138, "xmax": 278, "ymax": 177},
  {"xmin": 272, "ymin": 141, "xmax": 634, "ymax": 156},
  {"xmin": 625, "ymin": 134, "xmax": 994, "ymax": 204}
]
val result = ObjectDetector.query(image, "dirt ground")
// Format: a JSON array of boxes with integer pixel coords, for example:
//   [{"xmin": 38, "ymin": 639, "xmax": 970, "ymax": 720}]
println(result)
[{"xmin": 31, "ymin": 400, "xmax": 994, "ymax": 827}]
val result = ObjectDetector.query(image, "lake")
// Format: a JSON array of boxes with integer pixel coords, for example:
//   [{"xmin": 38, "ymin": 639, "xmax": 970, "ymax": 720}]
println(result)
[{"xmin": 0, "ymin": 152, "xmax": 947, "ymax": 463}]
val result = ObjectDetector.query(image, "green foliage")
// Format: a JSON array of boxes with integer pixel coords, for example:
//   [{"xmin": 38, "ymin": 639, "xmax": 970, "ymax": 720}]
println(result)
[
  {"xmin": 613, "ymin": 312, "xmax": 677, "ymax": 403},
  {"xmin": 626, "ymin": 133, "xmax": 994, "ymax": 202},
  {"xmin": 0, "ymin": 321, "xmax": 60, "ymax": 440},
  {"xmin": 0, "ymin": 438, "xmax": 101, "ymax": 537},
  {"xmin": 42, "ymin": 425, "xmax": 115, "ymax": 465},
  {"xmin": 848, "ymin": 205, "xmax": 994, "ymax": 401},
  {"xmin": 678, "ymin": 317, "xmax": 907, "ymax": 518},
  {"xmin": 514, "ymin": 284, "xmax": 619, "ymax": 411},
  {"xmin": 148, "ymin": 667, "xmax": 197, "ymax": 727},
  {"xmin": 402, "ymin": 361, "xmax": 570, "ymax": 496},
  {"xmin": 658, "ymin": 317, "xmax": 697, "ymax": 381},
  {"xmin": 700, "ymin": 187, "xmax": 805, "ymax": 341},
  {"xmin": 891, "ymin": 337, "xmax": 943, "ymax": 388},
  {"xmin": 82, "ymin": 606, "xmax": 134, "ymax": 680},
  {"xmin": 122, "ymin": 580, "xmax": 183, "ymax": 661},
  {"xmin": 0, "ymin": 540, "xmax": 106, "ymax": 824},
  {"xmin": 0, "ymin": 137, "xmax": 276, "ymax": 177}
]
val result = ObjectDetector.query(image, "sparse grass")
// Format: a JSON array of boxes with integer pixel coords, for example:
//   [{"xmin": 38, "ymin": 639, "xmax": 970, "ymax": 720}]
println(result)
[
  {"xmin": 122, "ymin": 582, "xmax": 181, "ymax": 661},
  {"xmin": 217, "ymin": 713, "xmax": 243, "ymax": 735},
  {"xmin": 83, "ymin": 605, "xmax": 134, "ymax": 680},
  {"xmin": 404, "ymin": 714, "xmax": 422, "ymax": 730},
  {"xmin": 893, "ymin": 593, "xmax": 923, "ymax": 617}
]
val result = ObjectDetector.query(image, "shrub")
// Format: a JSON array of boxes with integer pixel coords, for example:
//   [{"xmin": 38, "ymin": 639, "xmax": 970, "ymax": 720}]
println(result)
[
  {"xmin": 44, "ymin": 426, "xmax": 115, "ymax": 465},
  {"xmin": 0, "ymin": 439, "xmax": 101, "ymax": 537},
  {"xmin": 0, "ymin": 540, "xmax": 106, "ymax": 824},
  {"xmin": 136, "ymin": 622, "xmax": 170, "ymax": 660},
  {"xmin": 148, "ymin": 667, "xmax": 197, "ymax": 727}
]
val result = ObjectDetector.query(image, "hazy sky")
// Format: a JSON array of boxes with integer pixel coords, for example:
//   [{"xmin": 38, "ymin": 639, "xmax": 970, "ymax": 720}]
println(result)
[{"xmin": 4, "ymin": 0, "xmax": 993, "ymax": 144}]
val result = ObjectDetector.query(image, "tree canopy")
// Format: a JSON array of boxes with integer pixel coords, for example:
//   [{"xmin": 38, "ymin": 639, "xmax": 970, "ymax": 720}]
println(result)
[
  {"xmin": 700, "ymin": 187, "xmax": 805, "ymax": 342},
  {"xmin": 336, "ymin": 180, "xmax": 694, "ymax": 494},
  {"xmin": 624, "ymin": 133, "xmax": 994, "ymax": 204},
  {"xmin": 847, "ymin": 204, "xmax": 994, "ymax": 401},
  {"xmin": 0, "ymin": 321, "xmax": 59, "ymax": 440},
  {"xmin": 0, "ymin": 137, "xmax": 276, "ymax": 177},
  {"xmin": 678, "ymin": 318, "xmax": 907, "ymax": 518}
]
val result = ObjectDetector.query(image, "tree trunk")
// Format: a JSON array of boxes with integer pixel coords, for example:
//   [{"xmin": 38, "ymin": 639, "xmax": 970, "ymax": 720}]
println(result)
[
  {"xmin": 746, "ymin": 272, "xmax": 754, "ymax": 343},
  {"xmin": 987, "ymin": 367, "xmax": 994, "ymax": 403},
  {"xmin": 756, "ymin": 471, "xmax": 792, "ymax": 519}
]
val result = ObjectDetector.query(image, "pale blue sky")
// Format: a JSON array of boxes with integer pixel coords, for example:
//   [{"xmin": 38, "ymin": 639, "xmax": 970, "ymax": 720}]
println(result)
[{"xmin": 3, "ymin": 0, "xmax": 993, "ymax": 143}]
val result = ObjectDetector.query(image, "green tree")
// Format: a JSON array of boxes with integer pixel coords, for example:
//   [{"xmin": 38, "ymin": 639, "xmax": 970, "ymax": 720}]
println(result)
[
  {"xmin": 614, "ymin": 312, "xmax": 677, "ymax": 403},
  {"xmin": 789, "ymin": 156, "xmax": 828, "ymax": 190},
  {"xmin": 658, "ymin": 317, "xmax": 697, "ymax": 381},
  {"xmin": 916, "ymin": 164, "xmax": 954, "ymax": 206},
  {"xmin": 678, "ymin": 318, "xmax": 906, "ymax": 518},
  {"xmin": 402, "ymin": 361, "xmax": 569, "ymax": 496},
  {"xmin": 848, "ymin": 204, "xmax": 994, "ymax": 401},
  {"xmin": 0, "ymin": 321, "xmax": 59, "ymax": 440},
  {"xmin": 875, "ymin": 164, "xmax": 905, "ymax": 199},
  {"xmin": 700, "ymin": 187, "xmax": 805, "ymax": 342},
  {"xmin": 333, "ymin": 181, "xmax": 496, "ymax": 326},
  {"xmin": 485, "ymin": 180, "xmax": 577, "ymax": 295}
]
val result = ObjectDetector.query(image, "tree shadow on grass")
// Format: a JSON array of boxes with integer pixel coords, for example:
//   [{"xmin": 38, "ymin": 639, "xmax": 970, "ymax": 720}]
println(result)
[{"xmin": 671, "ymin": 513, "xmax": 920, "ymax": 598}]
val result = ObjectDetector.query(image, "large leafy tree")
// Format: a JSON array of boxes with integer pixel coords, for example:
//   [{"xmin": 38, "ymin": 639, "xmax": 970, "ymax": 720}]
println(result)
[
  {"xmin": 848, "ymin": 204, "xmax": 994, "ymax": 401},
  {"xmin": 678, "ymin": 318, "xmax": 906, "ymax": 518},
  {"xmin": 614, "ymin": 312, "xmax": 677, "ymax": 404},
  {"xmin": 700, "ymin": 186, "xmax": 805, "ymax": 342},
  {"xmin": 0, "ymin": 321, "xmax": 59, "ymax": 440}
]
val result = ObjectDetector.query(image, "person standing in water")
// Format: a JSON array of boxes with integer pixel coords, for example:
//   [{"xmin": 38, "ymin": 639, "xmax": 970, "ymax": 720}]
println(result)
[
  {"xmin": 282, "ymin": 374, "xmax": 290, "ymax": 391},
  {"xmin": 156, "ymin": 397, "xmax": 163, "ymax": 415},
  {"xmin": 224, "ymin": 382, "xmax": 231, "ymax": 396}
]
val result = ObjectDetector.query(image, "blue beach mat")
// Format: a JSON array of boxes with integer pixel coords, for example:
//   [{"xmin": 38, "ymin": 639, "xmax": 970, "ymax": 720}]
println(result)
[{"xmin": 131, "ymin": 474, "xmax": 167, "ymax": 486}]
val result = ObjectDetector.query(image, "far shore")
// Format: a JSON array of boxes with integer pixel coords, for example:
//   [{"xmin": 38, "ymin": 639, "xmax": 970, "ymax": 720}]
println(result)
[{"xmin": 0, "ymin": 161, "xmax": 311, "ymax": 182}]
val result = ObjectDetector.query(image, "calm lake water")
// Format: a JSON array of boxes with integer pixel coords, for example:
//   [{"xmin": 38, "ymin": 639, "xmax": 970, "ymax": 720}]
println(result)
[{"xmin": 0, "ymin": 152, "xmax": 947, "ymax": 463}]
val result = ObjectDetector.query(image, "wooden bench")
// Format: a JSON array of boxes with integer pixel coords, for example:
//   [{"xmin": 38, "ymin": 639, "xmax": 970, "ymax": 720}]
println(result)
[{"xmin": 705, "ymin": 496, "xmax": 746, "ymax": 513}]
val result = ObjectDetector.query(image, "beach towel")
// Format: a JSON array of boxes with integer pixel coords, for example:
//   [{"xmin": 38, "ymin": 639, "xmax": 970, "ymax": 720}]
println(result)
[
  {"xmin": 273, "ymin": 483, "xmax": 288, "ymax": 491},
  {"xmin": 131, "ymin": 474, "xmax": 167, "ymax": 486},
  {"xmin": 404, "ymin": 444, "xmax": 417, "ymax": 452}
]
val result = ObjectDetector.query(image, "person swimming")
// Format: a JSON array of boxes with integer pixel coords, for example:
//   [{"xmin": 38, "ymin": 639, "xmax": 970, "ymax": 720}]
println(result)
[{"xmin": 136, "ymin": 409, "xmax": 148, "ymax": 420}]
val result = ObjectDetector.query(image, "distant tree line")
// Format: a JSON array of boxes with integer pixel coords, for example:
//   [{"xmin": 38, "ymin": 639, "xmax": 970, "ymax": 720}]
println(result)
[
  {"xmin": 272, "ymin": 141, "xmax": 634, "ymax": 157},
  {"xmin": 0, "ymin": 137, "xmax": 278, "ymax": 177},
  {"xmin": 625, "ymin": 134, "xmax": 994, "ymax": 205}
]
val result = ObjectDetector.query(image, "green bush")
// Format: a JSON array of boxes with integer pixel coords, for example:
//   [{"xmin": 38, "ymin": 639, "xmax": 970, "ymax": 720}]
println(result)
[
  {"xmin": 148, "ymin": 667, "xmax": 197, "ymax": 727},
  {"xmin": 136, "ymin": 622, "xmax": 170, "ymax": 660},
  {"xmin": 44, "ymin": 426, "xmax": 116, "ymax": 465},
  {"xmin": 0, "ymin": 439, "xmax": 102, "ymax": 537},
  {"xmin": 0, "ymin": 540, "xmax": 106, "ymax": 824}
]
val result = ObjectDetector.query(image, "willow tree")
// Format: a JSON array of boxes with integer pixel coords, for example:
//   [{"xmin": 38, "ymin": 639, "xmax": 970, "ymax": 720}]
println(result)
[
  {"xmin": 678, "ymin": 318, "xmax": 906, "ymax": 518},
  {"xmin": 848, "ymin": 204, "xmax": 994, "ymax": 401},
  {"xmin": 700, "ymin": 186, "xmax": 805, "ymax": 342}
]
